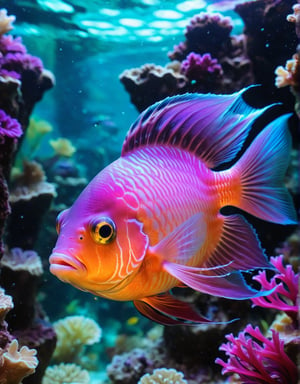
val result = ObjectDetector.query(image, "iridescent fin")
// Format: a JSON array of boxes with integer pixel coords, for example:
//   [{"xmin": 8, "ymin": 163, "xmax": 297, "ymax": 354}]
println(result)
[
  {"xmin": 235, "ymin": 113, "xmax": 297, "ymax": 224},
  {"xmin": 149, "ymin": 213, "xmax": 206, "ymax": 264},
  {"xmin": 134, "ymin": 292, "xmax": 235, "ymax": 325},
  {"xmin": 203, "ymin": 214, "xmax": 272, "ymax": 275},
  {"xmin": 122, "ymin": 86, "xmax": 272, "ymax": 168},
  {"xmin": 163, "ymin": 262, "xmax": 275, "ymax": 300}
]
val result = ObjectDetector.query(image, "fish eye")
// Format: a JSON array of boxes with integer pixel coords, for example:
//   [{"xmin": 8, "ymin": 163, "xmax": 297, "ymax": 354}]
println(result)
[
  {"xmin": 90, "ymin": 217, "xmax": 116, "ymax": 244},
  {"xmin": 56, "ymin": 209, "xmax": 68, "ymax": 234}
]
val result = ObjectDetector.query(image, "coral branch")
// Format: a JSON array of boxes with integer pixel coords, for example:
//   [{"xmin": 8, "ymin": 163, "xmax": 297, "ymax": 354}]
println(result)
[
  {"xmin": 216, "ymin": 324, "xmax": 297, "ymax": 384},
  {"xmin": 251, "ymin": 255, "xmax": 299, "ymax": 322}
]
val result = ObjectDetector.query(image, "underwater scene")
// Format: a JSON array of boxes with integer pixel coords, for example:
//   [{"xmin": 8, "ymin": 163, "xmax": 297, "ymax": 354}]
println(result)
[{"xmin": 0, "ymin": 0, "xmax": 299, "ymax": 383}]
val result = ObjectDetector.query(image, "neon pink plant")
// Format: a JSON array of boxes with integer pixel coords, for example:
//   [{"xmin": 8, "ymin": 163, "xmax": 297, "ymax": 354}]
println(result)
[
  {"xmin": 216, "ymin": 324, "xmax": 297, "ymax": 384},
  {"xmin": 251, "ymin": 255, "xmax": 299, "ymax": 322}
]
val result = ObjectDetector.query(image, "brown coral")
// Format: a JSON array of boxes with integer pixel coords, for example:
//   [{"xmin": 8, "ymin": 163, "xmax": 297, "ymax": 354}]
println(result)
[
  {"xmin": 120, "ymin": 63, "xmax": 186, "ymax": 112},
  {"xmin": 0, "ymin": 339, "xmax": 38, "ymax": 384}
]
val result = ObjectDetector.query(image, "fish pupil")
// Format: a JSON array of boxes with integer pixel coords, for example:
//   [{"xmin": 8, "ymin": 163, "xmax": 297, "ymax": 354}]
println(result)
[{"xmin": 99, "ymin": 224, "xmax": 112, "ymax": 239}]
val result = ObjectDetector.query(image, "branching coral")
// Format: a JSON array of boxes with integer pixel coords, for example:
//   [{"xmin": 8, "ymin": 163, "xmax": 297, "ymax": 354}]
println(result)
[
  {"xmin": 138, "ymin": 368, "xmax": 187, "ymax": 384},
  {"xmin": 53, "ymin": 315, "xmax": 101, "ymax": 363},
  {"xmin": 251, "ymin": 255, "xmax": 299, "ymax": 322},
  {"xmin": 216, "ymin": 324, "xmax": 297, "ymax": 384},
  {"xmin": 42, "ymin": 363, "xmax": 89, "ymax": 384},
  {"xmin": 0, "ymin": 339, "xmax": 38, "ymax": 384}
]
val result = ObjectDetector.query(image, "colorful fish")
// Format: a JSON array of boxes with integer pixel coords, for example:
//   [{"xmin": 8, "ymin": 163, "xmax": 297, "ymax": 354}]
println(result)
[{"xmin": 49, "ymin": 86, "xmax": 296, "ymax": 325}]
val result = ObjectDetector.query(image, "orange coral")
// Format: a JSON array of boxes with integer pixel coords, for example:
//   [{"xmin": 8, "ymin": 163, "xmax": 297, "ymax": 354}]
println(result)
[{"xmin": 0, "ymin": 339, "xmax": 38, "ymax": 384}]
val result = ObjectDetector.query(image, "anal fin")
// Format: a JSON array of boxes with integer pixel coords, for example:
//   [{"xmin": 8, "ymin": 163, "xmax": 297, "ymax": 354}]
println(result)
[{"xmin": 134, "ymin": 292, "xmax": 233, "ymax": 325}]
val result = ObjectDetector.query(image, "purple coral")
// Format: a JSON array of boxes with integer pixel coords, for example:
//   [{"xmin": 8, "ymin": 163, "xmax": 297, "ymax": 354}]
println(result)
[
  {"xmin": 181, "ymin": 52, "xmax": 223, "ymax": 82},
  {"xmin": 0, "ymin": 109, "xmax": 22, "ymax": 141},
  {"xmin": 251, "ymin": 255, "xmax": 299, "ymax": 322},
  {"xmin": 216, "ymin": 324, "xmax": 297, "ymax": 384}
]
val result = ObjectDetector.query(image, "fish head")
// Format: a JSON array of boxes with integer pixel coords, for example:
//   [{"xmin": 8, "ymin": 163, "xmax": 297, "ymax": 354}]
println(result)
[{"xmin": 49, "ymin": 166, "xmax": 149, "ymax": 295}]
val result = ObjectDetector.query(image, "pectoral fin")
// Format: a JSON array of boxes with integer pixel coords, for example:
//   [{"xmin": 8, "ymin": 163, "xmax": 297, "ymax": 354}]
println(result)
[{"xmin": 149, "ymin": 213, "xmax": 206, "ymax": 264}]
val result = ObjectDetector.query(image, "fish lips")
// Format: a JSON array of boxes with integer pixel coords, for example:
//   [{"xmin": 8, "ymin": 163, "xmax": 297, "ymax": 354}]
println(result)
[{"xmin": 49, "ymin": 252, "xmax": 86, "ymax": 277}]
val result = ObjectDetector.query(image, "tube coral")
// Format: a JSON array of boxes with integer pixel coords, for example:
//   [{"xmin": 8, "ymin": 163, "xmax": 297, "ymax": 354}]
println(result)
[{"xmin": 215, "ymin": 324, "xmax": 297, "ymax": 384}]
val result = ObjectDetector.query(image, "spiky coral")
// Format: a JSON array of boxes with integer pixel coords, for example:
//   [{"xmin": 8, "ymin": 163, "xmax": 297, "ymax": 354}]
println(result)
[
  {"xmin": 251, "ymin": 255, "xmax": 299, "ymax": 322},
  {"xmin": 216, "ymin": 324, "xmax": 297, "ymax": 384}
]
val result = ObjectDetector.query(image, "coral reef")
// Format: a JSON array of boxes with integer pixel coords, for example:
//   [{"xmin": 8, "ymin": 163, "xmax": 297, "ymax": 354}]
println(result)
[
  {"xmin": 0, "ymin": 8, "xmax": 56, "ymax": 384},
  {"xmin": 0, "ymin": 288, "xmax": 39, "ymax": 383},
  {"xmin": 53, "ymin": 315, "xmax": 101, "ymax": 363},
  {"xmin": 42, "ymin": 363, "xmax": 90, "ymax": 384},
  {"xmin": 138, "ymin": 368, "xmax": 187, "ymax": 384},
  {"xmin": 120, "ymin": 1, "xmax": 298, "ymax": 113}
]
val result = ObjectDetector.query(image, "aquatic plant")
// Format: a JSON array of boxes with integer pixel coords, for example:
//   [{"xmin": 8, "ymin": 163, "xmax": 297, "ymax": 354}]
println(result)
[
  {"xmin": 42, "ymin": 363, "xmax": 89, "ymax": 384},
  {"xmin": 138, "ymin": 368, "xmax": 187, "ymax": 384},
  {"xmin": 53, "ymin": 315, "xmax": 101, "ymax": 363},
  {"xmin": 216, "ymin": 324, "xmax": 297, "ymax": 384},
  {"xmin": 251, "ymin": 255, "xmax": 299, "ymax": 322}
]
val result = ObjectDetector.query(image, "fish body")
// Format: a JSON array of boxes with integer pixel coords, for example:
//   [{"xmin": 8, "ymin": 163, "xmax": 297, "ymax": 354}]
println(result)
[{"xmin": 50, "ymin": 87, "xmax": 296, "ymax": 324}]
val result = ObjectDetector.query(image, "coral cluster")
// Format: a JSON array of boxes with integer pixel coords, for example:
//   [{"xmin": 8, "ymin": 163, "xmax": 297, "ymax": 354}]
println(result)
[
  {"xmin": 120, "ymin": 1, "xmax": 298, "ymax": 114},
  {"xmin": 216, "ymin": 255, "xmax": 299, "ymax": 383},
  {"xmin": 0, "ymin": 288, "xmax": 39, "ymax": 384},
  {"xmin": 0, "ymin": 8, "xmax": 56, "ymax": 384}
]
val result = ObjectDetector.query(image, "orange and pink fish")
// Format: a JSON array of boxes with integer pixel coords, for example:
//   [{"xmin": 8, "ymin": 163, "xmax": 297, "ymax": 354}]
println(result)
[{"xmin": 49, "ymin": 86, "xmax": 296, "ymax": 325}]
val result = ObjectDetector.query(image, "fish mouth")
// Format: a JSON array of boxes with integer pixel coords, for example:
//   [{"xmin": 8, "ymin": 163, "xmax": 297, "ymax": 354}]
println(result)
[{"xmin": 49, "ymin": 253, "xmax": 86, "ymax": 274}]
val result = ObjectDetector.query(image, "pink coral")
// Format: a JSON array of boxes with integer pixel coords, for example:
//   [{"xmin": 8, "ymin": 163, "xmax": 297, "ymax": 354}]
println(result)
[
  {"xmin": 0, "ymin": 109, "xmax": 22, "ymax": 141},
  {"xmin": 181, "ymin": 52, "xmax": 223, "ymax": 81},
  {"xmin": 251, "ymin": 255, "xmax": 299, "ymax": 322},
  {"xmin": 216, "ymin": 324, "xmax": 297, "ymax": 384}
]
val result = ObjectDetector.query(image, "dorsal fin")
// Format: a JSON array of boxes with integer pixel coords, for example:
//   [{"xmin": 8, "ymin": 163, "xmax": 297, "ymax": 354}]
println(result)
[{"xmin": 121, "ymin": 86, "xmax": 272, "ymax": 168}]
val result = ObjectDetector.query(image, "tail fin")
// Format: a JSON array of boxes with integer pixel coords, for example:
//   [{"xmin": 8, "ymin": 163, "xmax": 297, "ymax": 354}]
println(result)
[{"xmin": 234, "ymin": 113, "xmax": 297, "ymax": 224}]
